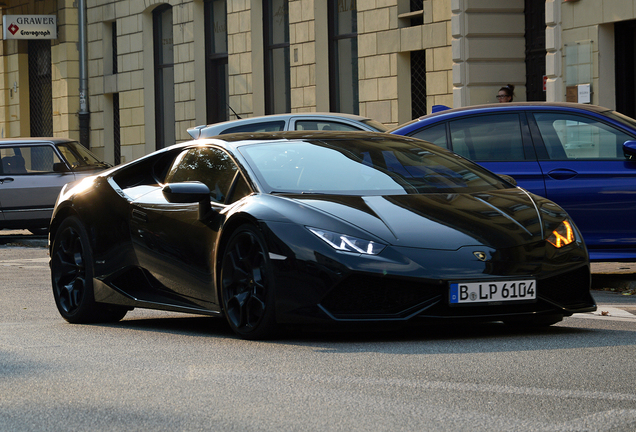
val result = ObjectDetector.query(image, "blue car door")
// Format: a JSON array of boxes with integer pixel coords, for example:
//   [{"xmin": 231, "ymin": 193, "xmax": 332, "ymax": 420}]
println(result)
[
  {"xmin": 410, "ymin": 113, "xmax": 547, "ymax": 197},
  {"xmin": 530, "ymin": 111, "xmax": 636, "ymax": 256}
]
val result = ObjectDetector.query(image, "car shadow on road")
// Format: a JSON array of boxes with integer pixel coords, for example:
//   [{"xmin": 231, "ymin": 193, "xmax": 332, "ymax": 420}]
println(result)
[
  {"xmin": 98, "ymin": 315, "xmax": 236, "ymax": 338},
  {"xmin": 89, "ymin": 312, "xmax": 636, "ymax": 356},
  {"xmin": 279, "ymin": 319, "xmax": 636, "ymax": 355}
]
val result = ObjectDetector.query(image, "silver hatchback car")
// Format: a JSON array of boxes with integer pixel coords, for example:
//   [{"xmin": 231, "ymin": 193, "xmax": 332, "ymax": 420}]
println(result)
[
  {"xmin": 187, "ymin": 112, "xmax": 388, "ymax": 139},
  {"xmin": 0, "ymin": 138, "xmax": 110, "ymax": 233}
]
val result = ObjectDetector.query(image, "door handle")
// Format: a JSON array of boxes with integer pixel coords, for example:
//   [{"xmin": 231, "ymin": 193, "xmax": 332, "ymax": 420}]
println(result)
[
  {"xmin": 0, "ymin": 177, "xmax": 14, "ymax": 184},
  {"xmin": 547, "ymin": 169, "xmax": 577, "ymax": 180}
]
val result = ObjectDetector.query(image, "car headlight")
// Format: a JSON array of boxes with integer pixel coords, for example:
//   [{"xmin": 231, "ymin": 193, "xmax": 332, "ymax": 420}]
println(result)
[
  {"xmin": 547, "ymin": 220, "xmax": 575, "ymax": 248},
  {"xmin": 307, "ymin": 227, "xmax": 386, "ymax": 255}
]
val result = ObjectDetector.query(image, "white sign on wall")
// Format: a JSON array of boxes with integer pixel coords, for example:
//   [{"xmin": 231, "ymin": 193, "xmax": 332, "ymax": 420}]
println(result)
[
  {"xmin": 578, "ymin": 83, "xmax": 591, "ymax": 104},
  {"xmin": 2, "ymin": 15, "xmax": 57, "ymax": 40}
]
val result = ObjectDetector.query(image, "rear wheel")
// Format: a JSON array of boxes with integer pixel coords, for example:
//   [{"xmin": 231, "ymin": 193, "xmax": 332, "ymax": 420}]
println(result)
[
  {"xmin": 50, "ymin": 216, "xmax": 127, "ymax": 323},
  {"xmin": 220, "ymin": 224, "xmax": 277, "ymax": 339}
]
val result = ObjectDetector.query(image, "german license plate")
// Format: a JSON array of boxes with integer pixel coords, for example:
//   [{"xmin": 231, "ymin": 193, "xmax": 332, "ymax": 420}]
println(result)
[{"xmin": 449, "ymin": 280, "xmax": 536, "ymax": 305}]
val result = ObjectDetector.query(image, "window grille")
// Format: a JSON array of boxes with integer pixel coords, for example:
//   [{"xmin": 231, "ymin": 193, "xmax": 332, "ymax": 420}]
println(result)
[
  {"xmin": 113, "ymin": 93, "xmax": 121, "ymax": 164},
  {"xmin": 28, "ymin": 40, "xmax": 53, "ymax": 137},
  {"xmin": 410, "ymin": 0, "xmax": 424, "ymax": 26},
  {"xmin": 411, "ymin": 50, "xmax": 427, "ymax": 119}
]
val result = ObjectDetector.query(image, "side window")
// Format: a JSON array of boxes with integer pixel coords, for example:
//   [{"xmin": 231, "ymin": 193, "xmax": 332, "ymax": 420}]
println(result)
[
  {"xmin": 409, "ymin": 123, "xmax": 449, "ymax": 149},
  {"xmin": 295, "ymin": 120, "xmax": 361, "ymax": 131},
  {"xmin": 448, "ymin": 114, "xmax": 526, "ymax": 161},
  {"xmin": 0, "ymin": 146, "xmax": 61, "ymax": 174},
  {"xmin": 533, "ymin": 112, "xmax": 633, "ymax": 160},
  {"xmin": 165, "ymin": 147, "xmax": 238, "ymax": 203},
  {"xmin": 222, "ymin": 121, "xmax": 285, "ymax": 134}
]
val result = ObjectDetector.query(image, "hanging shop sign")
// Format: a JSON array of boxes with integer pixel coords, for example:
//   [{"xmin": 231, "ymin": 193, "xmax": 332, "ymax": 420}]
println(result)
[{"xmin": 2, "ymin": 15, "xmax": 57, "ymax": 40}]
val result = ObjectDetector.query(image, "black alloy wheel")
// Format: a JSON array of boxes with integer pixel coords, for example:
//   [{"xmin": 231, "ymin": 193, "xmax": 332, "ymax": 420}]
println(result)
[
  {"xmin": 50, "ymin": 216, "xmax": 127, "ymax": 323},
  {"xmin": 220, "ymin": 224, "xmax": 277, "ymax": 339}
]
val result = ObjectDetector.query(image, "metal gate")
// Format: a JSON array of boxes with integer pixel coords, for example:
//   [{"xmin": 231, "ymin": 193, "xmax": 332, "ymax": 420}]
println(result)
[{"xmin": 28, "ymin": 40, "xmax": 53, "ymax": 137}]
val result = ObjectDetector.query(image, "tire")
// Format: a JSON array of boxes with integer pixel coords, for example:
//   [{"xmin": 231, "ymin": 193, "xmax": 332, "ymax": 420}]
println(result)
[
  {"xmin": 220, "ymin": 224, "xmax": 277, "ymax": 340},
  {"xmin": 50, "ymin": 216, "xmax": 127, "ymax": 324}
]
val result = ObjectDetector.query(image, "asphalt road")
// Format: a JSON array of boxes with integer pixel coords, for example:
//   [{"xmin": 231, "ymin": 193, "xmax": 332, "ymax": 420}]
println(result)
[{"xmin": 2, "ymin": 240, "xmax": 636, "ymax": 431}]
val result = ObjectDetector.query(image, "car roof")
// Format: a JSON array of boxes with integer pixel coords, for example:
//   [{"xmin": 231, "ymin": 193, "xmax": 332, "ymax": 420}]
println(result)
[
  {"xmin": 187, "ymin": 112, "xmax": 381, "ymax": 139},
  {"xmin": 187, "ymin": 130, "xmax": 409, "ymax": 151},
  {"xmin": 422, "ymin": 102, "xmax": 609, "ymax": 119},
  {"xmin": 0, "ymin": 137, "xmax": 76, "ymax": 146},
  {"xmin": 389, "ymin": 102, "xmax": 613, "ymax": 132},
  {"xmin": 108, "ymin": 131, "xmax": 414, "ymax": 174}
]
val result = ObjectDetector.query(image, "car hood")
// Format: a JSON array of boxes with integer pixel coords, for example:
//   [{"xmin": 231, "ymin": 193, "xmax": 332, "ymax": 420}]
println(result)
[{"xmin": 287, "ymin": 189, "xmax": 559, "ymax": 250}]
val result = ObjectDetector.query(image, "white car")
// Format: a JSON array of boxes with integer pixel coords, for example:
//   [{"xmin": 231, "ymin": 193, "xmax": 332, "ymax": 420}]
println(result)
[{"xmin": 187, "ymin": 113, "xmax": 388, "ymax": 139}]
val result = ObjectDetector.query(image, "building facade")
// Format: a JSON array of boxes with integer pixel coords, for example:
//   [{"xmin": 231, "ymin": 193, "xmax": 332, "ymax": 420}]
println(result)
[{"xmin": 0, "ymin": 0, "xmax": 635, "ymax": 164}]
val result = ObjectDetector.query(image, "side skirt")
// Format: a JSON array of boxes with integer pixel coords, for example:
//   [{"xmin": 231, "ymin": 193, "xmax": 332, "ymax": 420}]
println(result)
[{"xmin": 93, "ymin": 278, "xmax": 222, "ymax": 316}]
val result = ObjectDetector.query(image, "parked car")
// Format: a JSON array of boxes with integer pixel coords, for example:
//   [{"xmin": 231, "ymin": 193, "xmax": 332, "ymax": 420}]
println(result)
[
  {"xmin": 187, "ymin": 112, "xmax": 388, "ymax": 139},
  {"xmin": 0, "ymin": 138, "xmax": 110, "ymax": 233},
  {"xmin": 48, "ymin": 131, "xmax": 595, "ymax": 339},
  {"xmin": 390, "ymin": 102, "xmax": 636, "ymax": 262}
]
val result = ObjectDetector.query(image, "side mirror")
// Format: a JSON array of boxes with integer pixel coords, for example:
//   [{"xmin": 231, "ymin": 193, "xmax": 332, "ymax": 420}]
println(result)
[
  {"xmin": 53, "ymin": 162, "xmax": 70, "ymax": 173},
  {"xmin": 498, "ymin": 174, "xmax": 517, "ymax": 186},
  {"xmin": 623, "ymin": 140, "xmax": 636, "ymax": 160},
  {"xmin": 162, "ymin": 182, "xmax": 212, "ymax": 220}
]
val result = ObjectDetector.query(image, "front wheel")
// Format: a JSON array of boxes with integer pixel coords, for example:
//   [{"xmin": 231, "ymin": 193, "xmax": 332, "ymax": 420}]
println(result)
[
  {"xmin": 220, "ymin": 224, "xmax": 277, "ymax": 339},
  {"xmin": 50, "ymin": 216, "xmax": 127, "ymax": 323}
]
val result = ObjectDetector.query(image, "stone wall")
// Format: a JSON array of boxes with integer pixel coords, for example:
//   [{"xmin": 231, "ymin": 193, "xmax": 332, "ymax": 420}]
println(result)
[{"xmin": 452, "ymin": 0, "xmax": 526, "ymax": 106}]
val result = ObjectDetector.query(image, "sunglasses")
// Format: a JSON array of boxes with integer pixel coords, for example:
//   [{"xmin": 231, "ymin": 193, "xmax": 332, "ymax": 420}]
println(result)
[{"xmin": 496, "ymin": 95, "xmax": 509, "ymax": 99}]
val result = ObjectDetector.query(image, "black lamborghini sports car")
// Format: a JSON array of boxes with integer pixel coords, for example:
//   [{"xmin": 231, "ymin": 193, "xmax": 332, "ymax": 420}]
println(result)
[{"xmin": 49, "ymin": 132, "xmax": 596, "ymax": 339}]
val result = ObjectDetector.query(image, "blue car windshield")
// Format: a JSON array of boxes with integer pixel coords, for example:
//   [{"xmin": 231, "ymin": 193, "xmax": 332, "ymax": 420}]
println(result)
[{"xmin": 239, "ymin": 137, "xmax": 508, "ymax": 195}]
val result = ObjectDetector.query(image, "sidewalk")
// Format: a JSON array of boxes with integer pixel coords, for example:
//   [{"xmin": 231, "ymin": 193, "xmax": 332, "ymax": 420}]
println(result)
[
  {"xmin": 590, "ymin": 262, "xmax": 636, "ymax": 293},
  {"xmin": 0, "ymin": 229, "xmax": 47, "ymax": 248}
]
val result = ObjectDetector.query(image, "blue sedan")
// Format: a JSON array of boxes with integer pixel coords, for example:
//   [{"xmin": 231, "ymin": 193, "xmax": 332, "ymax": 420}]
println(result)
[{"xmin": 390, "ymin": 102, "xmax": 636, "ymax": 262}]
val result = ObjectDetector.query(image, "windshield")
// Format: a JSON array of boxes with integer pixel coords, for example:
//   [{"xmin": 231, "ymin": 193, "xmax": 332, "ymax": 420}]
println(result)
[
  {"xmin": 56, "ymin": 141, "xmax": 110, "ymax": 170},
  {"xmin": 239, "ymin": 137, "xmax": 508, "ymax": 195}
]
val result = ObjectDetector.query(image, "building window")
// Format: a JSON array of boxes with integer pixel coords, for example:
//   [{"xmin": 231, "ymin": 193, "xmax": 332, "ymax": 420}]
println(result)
[
  {"xmin": 113, "ymin": 93, "xmax": 121, "ymax": 164},
  {"xmin": 153, "ymin": 5, "xmax": 175, "ymax": 150},
  {"xmin": 264, "ymin": 0, "xmax": 290, "ymax": 114},
  {"xmin": 411, "ymin": 50, "xmax": 427, "ymax": 118},
  {"xmin": 205, "ymin": 0, "xmax": 229, "ymax": 124},
  {"xmin": 409, "ymin": 0, "xmax": 424, "ymax": 26},
  {"xmin": 524, "ymin": 0, "xmax": 546, "ymax": 101},
  {"xmin": 328, "ymin": 0, "xmax": 358, "ymax": 114},
  {"xmin": 111, "ymin": 21, "xmax": 118, "ymax": 74},
  {"xmin": 28, "ymin": 40, "xmax": 53, "ymax": 137}
]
